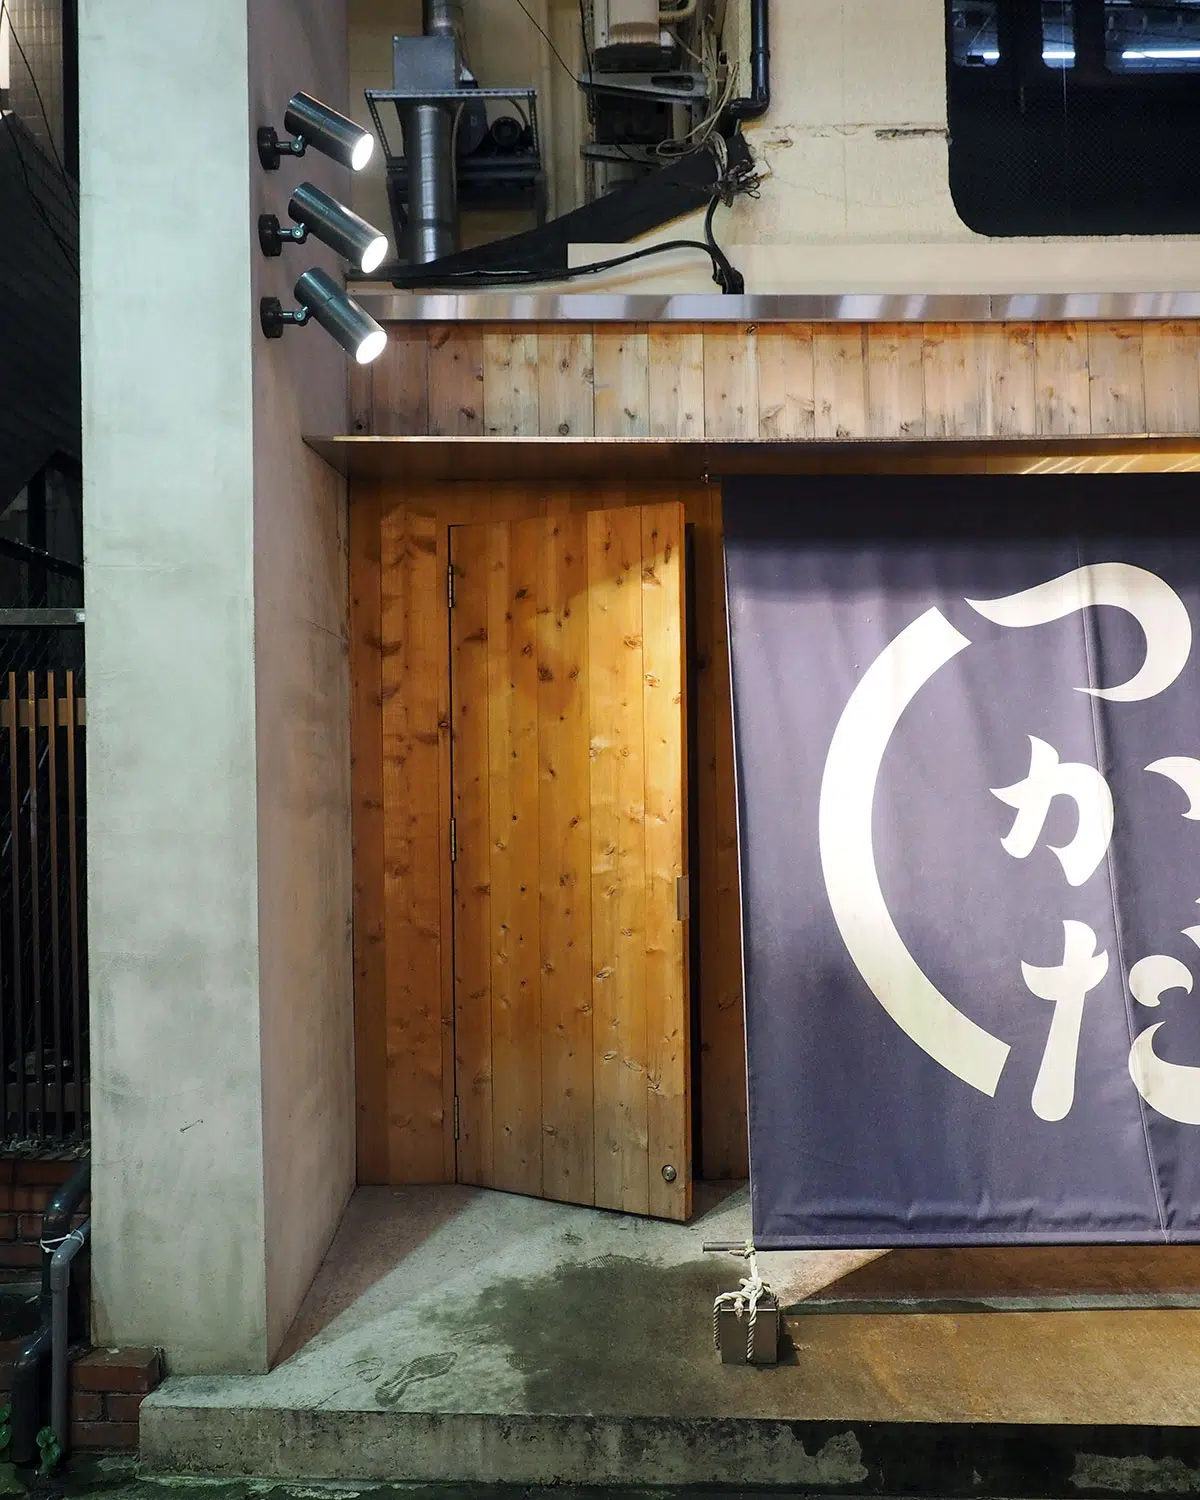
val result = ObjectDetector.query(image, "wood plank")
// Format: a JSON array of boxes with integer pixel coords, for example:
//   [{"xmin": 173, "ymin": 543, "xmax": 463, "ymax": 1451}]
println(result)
[
  {"xmin": 594, "ymin": 326, "xmax": 651, "ymax": 437},
  {"xmin": 434, "ymin": 514, "xmax": 458, "ymax": 1182},
  {"xmin": 588, "ymin": 505, "xmax": 650, "ymax": 1214},
  {"xmin": 1089, "ymin": 323, "xmax": 1147, "ymax": 436},
  {"xmin": 5, "ymin": 671, "xmax": 20, "ymax": 1137},
  {"xmin": 1034, "ymin": 323, "xmax": 1091, "ymax": 437},
  {"xmin": 710, "ymin": 487, "xmax": 749, "ymax": 1178},
  {"xmin": 357, "ymin": 475, "xmax": 755, "ymax": 1196},
  {"xmin": 372, "ymin": 329, "xmax": 431, "ymax": 435},
  {"xmin": 758, "ymin": 325, "xmax": 816, "ymax": 440},
  {"xmin": 427, "ymin": 325, "xmax": 485, "ymax": 436},
  {"xmin": 349, "ymin": 360, "xmax": 373, "ymax": 435},
  {"xmin": 648, "ymin": 326, "xmax": 705, "ymax": 438},
  {"xmin": 483, "ymin": 328, "xmax": 540, "ymax": 436},
  {"xmin": 451, "ymin": 522, "xmax": 495, "ymax": 1184},
  {"xmin": 45, "ymin": 672, "xmax": 62, "ymax": 1140},
  {"xmin": 813, "ymin": 326, "xmax": 868, "ymax": 439},
  {"xmin": 866, "ymin": 324, "xmax": 925, "ymax": 439},
  {"xmin": 487, "ymin": 520, "xmax": 544, "ymax": 1194},
  {"xmin": 410, "ymin": 508, "xmax": 450, "ymax": 1178},
  {"xmin": 24, "ymin": 672, "xmax": 42, "ymax": 1130},
  {"xmin": 64, "ymin": 670, "xmax": 81, "ymax": 1142},
  {"xmin": 979, "ymin": 323, "xmax": 1036, "ymax": 438},
  {"xmin": 538, "ymin": 328, "xmax": 596, "ymax": 437},
  {"xmin": 641, "ymin": 501, "xmax": 690, "ymax": 1221},
  {"xmin": 381, "ymin": 504, "xmax": 445, "ymax": 1182},
  {"xmin": 923, "ymin": 322, "xmax": 982, "ymax": 438},
  {"xmin": 0, "ymin": 682, "xmax": 5, "ymax": 1107},
  {"xmin": 440, "ymin": 481, "xmax": 541, "ymax": 528},
  {"xmin": 537, "ymin": 511, "xmax": 596, "ymax": 1204},
  {"xmin": 350, "ymin": 484, "xmax": 388, "ymax": 1184},
  {"xmin": 689, "ymin": 485, "xmax": 723, "ymax": 1179},
  {"xmin": 1143, "ymin": 322, "xmax": 1200, "ymax": 436},
  {"xmin": 703, "ymin": 325, "xmax": 759, "ymax": 439}
]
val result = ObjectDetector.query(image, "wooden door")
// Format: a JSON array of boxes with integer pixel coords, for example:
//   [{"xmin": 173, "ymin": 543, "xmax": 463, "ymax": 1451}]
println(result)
[{"xmin": 449, "ymin": 503, "xmax": 691, "ymax": 1220}]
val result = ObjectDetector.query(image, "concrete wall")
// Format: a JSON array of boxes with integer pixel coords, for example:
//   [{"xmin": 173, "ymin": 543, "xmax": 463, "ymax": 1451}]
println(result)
[
  {"xmin": 83, "ymin": 0, "xmax": 354, "ymax": 1373},
  {"xmin": 349, "ymin": 0, "xmax": 1200, "ymax": 294},
  {"xmin": 248, "ymin": 0, "xmax": 356, "ymax": 1363},
  {"xmin": 82, "ymin": 0, "xmax": 266, "ymax": 1373},
  {"xmin": 577, "ymin": 0, "xmax": 1200, "ymax": 292}
]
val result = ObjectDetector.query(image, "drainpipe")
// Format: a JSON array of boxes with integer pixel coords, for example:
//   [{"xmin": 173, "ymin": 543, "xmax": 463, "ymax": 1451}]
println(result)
[
  {"xmin": 404, "ymin": 0, "xmax": 466, "ymax": 263},
  {"xmin": 10, "ymin": 1156, "xmax": 90, "ymax": 1466},
  {"xmin": 9, "ymin": 1330, "xmax": 51, "ymax": 1468},
  {"xmin": 50, "ymin": 1222, "xmax": 89, "ymax": 1456},
  {"xmin": 722, "ymin": 0, "xmax": 770, "ymax": 129}
]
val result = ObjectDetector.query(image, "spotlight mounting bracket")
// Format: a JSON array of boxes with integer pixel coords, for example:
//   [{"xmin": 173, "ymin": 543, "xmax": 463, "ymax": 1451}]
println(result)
[
  {"xmin": 257, "ymin": 269, "xmax": 386, "ymax": 364},
  {"xmin": 258, "ymin": 213, "xmax": 309, "ymax": 258},
  {"xmin": 258, "ymin": 93, "xmax": 376, "ymax": 173},
  {"xmin": 259, "ymin": 297, "xmax": 312, "ymax": 339},
  {"xmin": 257, "ymin": 126, "xmax": 308, "ymax": 171}
]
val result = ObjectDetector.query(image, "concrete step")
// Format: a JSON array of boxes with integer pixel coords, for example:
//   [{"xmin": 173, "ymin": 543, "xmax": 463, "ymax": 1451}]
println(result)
[
  {"xmin": 138, "ymin": 1188, "xmax": 1200, "ymax": 1492},
  {"xmin": 140, "ymin": 1402, "xmax": 1200, "ymax": 1494}
]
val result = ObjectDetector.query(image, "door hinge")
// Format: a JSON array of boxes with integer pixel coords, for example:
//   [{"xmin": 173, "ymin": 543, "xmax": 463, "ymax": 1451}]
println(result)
[
  {"xmin": 448, "ymin": 562, "xmax": 456, "ymax": 609},
  {"xmin": 450, "ymin": 816, "xmax": 457, "ymax": 863},
  {"xmin": 676, "ymin": 873, "xmax": 690, "ymax": 921},
  {"xmin": 453, "ymin": 1096, "xmax": 461, "ymax": 1141}
]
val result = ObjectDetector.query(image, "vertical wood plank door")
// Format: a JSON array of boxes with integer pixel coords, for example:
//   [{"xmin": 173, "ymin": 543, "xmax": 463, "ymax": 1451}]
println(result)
[{"xmin": 449, "ymin": 503, "xmax": 692, "ymax": 1221}]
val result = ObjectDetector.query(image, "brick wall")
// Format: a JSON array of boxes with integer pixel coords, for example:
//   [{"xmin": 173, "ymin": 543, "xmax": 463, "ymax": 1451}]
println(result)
[
  {"xmin": 69, "ymin": 1349, "xmax": 163, "ymax": 1451},
  {"xmin": 0, "ymin": 1156, "xmax": 162, "ymax": 1452},
  {"xmin": 0, "ymin": 1343, "xmax": 163, "ymax": 1453},
  {"xmin": 0, "ymin": 1158, "xmax": 87, "ymax": 1275}
]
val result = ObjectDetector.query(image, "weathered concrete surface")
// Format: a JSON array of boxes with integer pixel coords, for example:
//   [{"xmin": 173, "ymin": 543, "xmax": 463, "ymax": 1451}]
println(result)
[
  {"xmin": 140, "ymin": 1186, "xmax": 1200, "ymax": 1486},
  {"xmin": 248, "ymin": 0, "xmax": 355, "ymax": 1365},
  {"xmin": 82, "ymin": 0, "xmax": 354, "ymax": 1373},
  {"xmin": 144, "ymin": 1412, "xmax": 871, "ymax": 1489},
  {"xmin": 82, "ymin": 0, "xmax": 267, "ymax": 1374},
  {"xmin": 50, "ymin": 1440, "xmax": 1200, "ymax": 1500}
]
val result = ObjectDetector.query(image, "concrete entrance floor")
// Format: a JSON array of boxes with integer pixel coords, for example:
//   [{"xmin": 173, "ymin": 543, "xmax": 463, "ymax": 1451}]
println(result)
[{"xmin": 141, "ymin": 1185, "xmax": 1200, "ymax": 1488}]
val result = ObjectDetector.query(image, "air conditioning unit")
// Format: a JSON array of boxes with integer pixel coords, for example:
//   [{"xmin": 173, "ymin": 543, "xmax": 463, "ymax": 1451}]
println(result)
[
  {"xmin": 592, "ymin": 0, "xmax": 688, "ymax": 70},
  {"xmin": 594, "ymin": 0, "xmax": 663, "ymax": 51}
]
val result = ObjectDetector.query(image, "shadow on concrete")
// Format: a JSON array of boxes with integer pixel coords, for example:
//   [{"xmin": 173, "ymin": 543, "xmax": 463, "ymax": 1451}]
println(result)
[
  {"xmin": 274, "ymin": 1186, "xmax": 481, "ymax": 1365},
  {"xmin": 806, "ymin": 1243, "xmax": 1200, "ymax": 1303}
]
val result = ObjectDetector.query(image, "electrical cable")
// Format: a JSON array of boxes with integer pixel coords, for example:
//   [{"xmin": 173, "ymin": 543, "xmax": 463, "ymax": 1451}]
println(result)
[
  {"xmin": 512, "ymin": 0, "xmax": 583, "ymax": 86},
  {"xmin": 0, "ymin": 0, "xmax": 75, "ymax": 202},
  {"xmin": 1, "ymin": 112, "xmax": 77, "ymax": 271},
  {"xmin": 511, "ymin": 0, "xmax": 642, "ymax": 170},
  {"xmin": 402, "ymin": 231, "xmax": 734, "ymax": 289},
  {"xmin": 395, "ymin": 150, "xmax": 755, "ymax": 294},
  {"xmin": 654, "ymin": 15, "xmax": 737, "ymax": 158}
]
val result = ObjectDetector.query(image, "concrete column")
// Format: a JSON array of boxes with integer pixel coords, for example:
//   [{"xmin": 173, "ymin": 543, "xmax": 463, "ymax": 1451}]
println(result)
[{"xmin": 82, "ymin": 0, "xmax": 354, "ymax": 1373}]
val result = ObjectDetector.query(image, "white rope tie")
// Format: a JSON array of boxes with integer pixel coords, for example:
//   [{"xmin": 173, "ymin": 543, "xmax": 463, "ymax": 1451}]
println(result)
[
  {"xmin": 39, "ymin": 1228, "xmax": 85, "ymax": 1255},
  {"xmin": 712, "ymin": 1241, "xmax": 773, "ymax": 1363}
]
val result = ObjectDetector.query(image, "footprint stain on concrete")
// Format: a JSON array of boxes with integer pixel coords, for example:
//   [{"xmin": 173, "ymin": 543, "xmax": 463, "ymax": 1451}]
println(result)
[{"xmin": 374, "ymin": 1351, "xmax": 458, "ymax": 1408}]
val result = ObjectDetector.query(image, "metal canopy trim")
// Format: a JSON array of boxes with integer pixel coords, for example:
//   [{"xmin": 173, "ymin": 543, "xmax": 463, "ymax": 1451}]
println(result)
[
  {"xmin": 306, "ymin": 435, "xmax": 1200, "ymax": 483},
  {"xmin": 0, "ymin": 610, "xmax": 85, "ymax": 627},
  {"xmin": 366, "ymin": 87, "xmax": 537, "ymax": 101},
  {"xmin": 351, "ymin": 291, "xmax": 1200, "ymax": 323}
]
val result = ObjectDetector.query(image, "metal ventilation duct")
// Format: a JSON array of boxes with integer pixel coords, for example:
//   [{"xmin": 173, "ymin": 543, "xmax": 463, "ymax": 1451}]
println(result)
[{"xmin": 402, "ymin": 0, "xmax": 466, "ymax": 264}]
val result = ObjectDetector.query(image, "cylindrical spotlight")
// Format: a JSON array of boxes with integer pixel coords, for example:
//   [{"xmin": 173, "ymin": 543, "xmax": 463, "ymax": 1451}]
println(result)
[
  {"xmin": 295, "ymin": 268, "xmax": 387, "ymax": 364},
  {"xmin": 288, "ymin": 183, "xmax": 389, "ymax": 274},
  {"xmin": 283, "ymin": 92, "xmax": 375, "ymax": 172}
]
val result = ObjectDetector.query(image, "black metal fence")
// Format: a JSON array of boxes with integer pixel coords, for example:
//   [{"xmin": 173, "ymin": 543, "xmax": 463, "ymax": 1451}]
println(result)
[{"xmin": 0, "ymin": 618, "xmax": 86, "ymax": 1146}]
